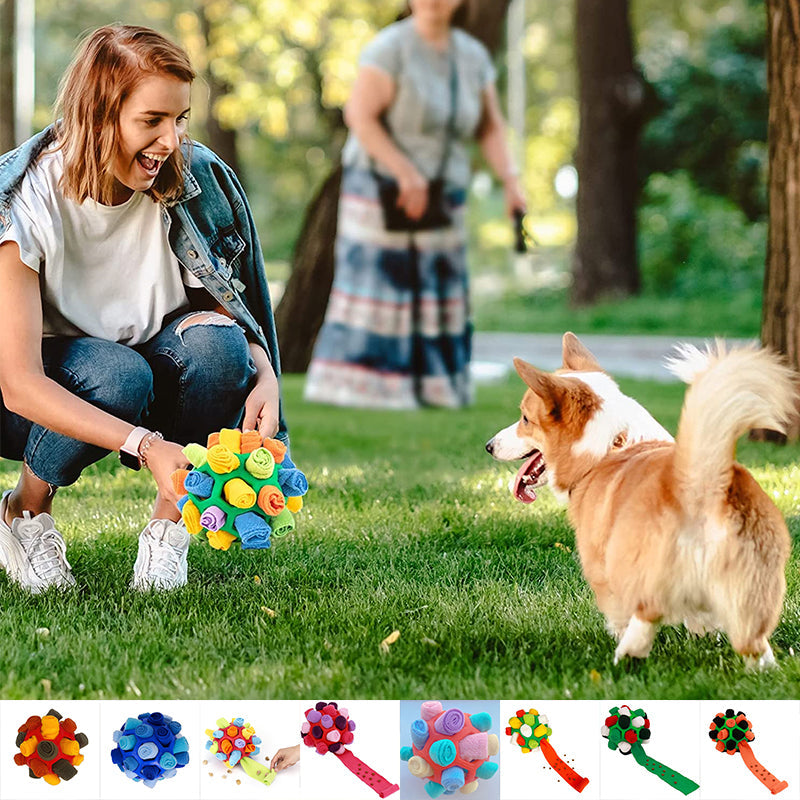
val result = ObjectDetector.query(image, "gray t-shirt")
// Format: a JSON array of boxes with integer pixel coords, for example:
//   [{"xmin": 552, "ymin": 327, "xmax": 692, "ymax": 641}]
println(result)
[{"xmin": 341, "ymin": 18, "xmax": 496, "ymax": 189}]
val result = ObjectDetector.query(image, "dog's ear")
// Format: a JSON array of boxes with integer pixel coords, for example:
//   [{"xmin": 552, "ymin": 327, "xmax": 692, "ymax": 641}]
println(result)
[
  {"xmin": 513, "ymin": 358, "xmax": 568, "ymax": 415},
  {"xmin": 562, "ymin": 331, "xmax": 602, "ymax": 372}
]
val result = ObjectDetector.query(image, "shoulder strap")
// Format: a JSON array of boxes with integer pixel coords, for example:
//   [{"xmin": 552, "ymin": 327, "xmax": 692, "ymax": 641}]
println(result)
[
  {"xmin": 434, "ymin": 43, "xmax": 459, "ymax": 181},
  {"xmin": 370, "ymin": 38, "xmax": 459, "ymax": 181}
]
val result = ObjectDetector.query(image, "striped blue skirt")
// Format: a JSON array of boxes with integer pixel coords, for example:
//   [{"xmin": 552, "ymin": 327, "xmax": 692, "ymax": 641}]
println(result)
[{"xmin": 304, "ymin": 166, "xmax": 473, "ymax": 409}]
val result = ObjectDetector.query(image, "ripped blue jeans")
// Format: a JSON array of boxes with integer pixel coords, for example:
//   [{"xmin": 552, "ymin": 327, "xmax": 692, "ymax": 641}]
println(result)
[{"xmin": 0, "ymin": 311, "xmax": 257, "ymax": 486}]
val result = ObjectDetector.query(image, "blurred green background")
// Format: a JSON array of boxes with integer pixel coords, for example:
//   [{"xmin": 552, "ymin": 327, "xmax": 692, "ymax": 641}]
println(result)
[{"xmin": 23, "ymin": 0, "xmax": 767, "ymax": 336}]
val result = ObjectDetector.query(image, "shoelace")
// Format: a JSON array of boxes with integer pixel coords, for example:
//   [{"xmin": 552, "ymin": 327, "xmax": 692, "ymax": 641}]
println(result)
[
  {"xmin": 21, "ymin": 527, "xmax": 72, "ymax": 582},
  {"xmin": 147, "ymin": 537, "xmax": 183, "ymax": 580}
]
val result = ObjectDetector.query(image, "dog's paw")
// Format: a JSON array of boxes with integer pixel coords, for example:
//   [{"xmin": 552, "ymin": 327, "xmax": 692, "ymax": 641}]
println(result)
[
  {"xmin": 613, "ymin": 617, "xmax": 656, "ymax": 663},
  {"xmin": 613, "ymin": 640, "xmax": 651, "ymax": 664},
  {"xmin": 743, "ymin": 643, "xmax": 777, "ymax": 671},
  {"xmin": 613, "ymin": 644, "xmax": 646, "ymax": 665}
]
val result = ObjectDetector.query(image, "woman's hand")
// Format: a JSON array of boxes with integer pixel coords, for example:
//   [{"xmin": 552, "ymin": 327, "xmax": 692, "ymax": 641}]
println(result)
[
  {"xmin": 144, "ymin": 438, "xmax": 190, "ymax": 506},
  {"xmin": 242, "ymin": 377, "xmax": 280, "ymax": 438},
  {"xmin": 242, "ymin": 343, "xmax": 280, "ymax": 438},
  {"xmin": 476, "ymin": 84, "xmax": 528, "ymax": 219},
  {"xmin": 270, "ymin": 744, "xmax": 301, "ymax": 772},
  {"xmin": 503, "ymin": 174, "xmax": 527, "ymax": 219},
  {"xmin": 396, "ymin": 165, "xmax": 429, "ymax": 221}
]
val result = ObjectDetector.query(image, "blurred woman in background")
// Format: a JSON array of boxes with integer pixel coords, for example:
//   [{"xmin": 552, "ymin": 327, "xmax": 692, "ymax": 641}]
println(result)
[{"xmin": 305, "ymin": 0, "xmax": 526, "ymax": 409}]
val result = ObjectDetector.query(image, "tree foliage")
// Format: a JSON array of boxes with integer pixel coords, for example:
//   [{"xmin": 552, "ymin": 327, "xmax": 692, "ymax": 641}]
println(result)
[
  {"xmin": 639, "ymin": 0, "xmax": 767, "ymax": 220},
  {"xmin": 20, "ymin": 0, "xmax": 772, "ymax": 311}
]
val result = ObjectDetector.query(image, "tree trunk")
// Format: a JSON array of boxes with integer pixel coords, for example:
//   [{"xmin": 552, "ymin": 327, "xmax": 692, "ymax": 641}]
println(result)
[
  {"xmin": 571, "ymin": 0, "xmax": 647, "ymax": 305},
  {"xmin": 198, "ymin": 4, "xmax": 242, "ymax": 180},
  {"xmin": 275, "ymin": 0, "xmax": 513, "ymax": 373},
  {"xmin": 204, "ymin": 77, "xmax": 242, "ymax": 180},
  {"xmin": 759, "ymin": 0, "xmax": 800, "ymax": 441},
  {"xmin": 274, "ymin": 166, "xmax": 342, "ymax": 372},
  {"xmin": 0, "ymin": 0, "xmax": 15, "ymax": 153}
]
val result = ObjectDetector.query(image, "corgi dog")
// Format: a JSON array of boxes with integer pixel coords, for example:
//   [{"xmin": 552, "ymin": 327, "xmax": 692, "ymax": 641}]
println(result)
[{"xmin": 486, "ymin": 332, "xmax": 797, "ymax": 667}]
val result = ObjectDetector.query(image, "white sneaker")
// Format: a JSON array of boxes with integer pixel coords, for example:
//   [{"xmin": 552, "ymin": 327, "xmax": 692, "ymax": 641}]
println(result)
[
  {"xmin": 0, "ymin": 490, "xmax": 76, "ymax": 593},
  {"xmin": 132, "ymin": 519, "xmax": 189, "ymax": 591}
]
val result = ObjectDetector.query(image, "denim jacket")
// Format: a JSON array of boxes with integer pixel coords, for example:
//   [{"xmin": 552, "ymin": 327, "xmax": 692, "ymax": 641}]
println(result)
[{"xmin": 0, "ymin": 126, "xmax": 288, "ymax": 443}]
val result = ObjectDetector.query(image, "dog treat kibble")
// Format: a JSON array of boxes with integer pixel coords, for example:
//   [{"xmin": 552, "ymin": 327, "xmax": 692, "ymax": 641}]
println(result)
[
  {"xmin": 171, "ymin": 427, "xmax": 307, "ymax": 551},
  {"xmin": 205, "ymin": 716, "xmax": 276, "ymax": 786},
  {"xmin": 14, "ymin": 709, "xmax": 88, "ymax": 785},
  {"xmin": 401, "ymin": 701, "xmax": 499, "ymax": 796},
  {"xmin": 507, "ymin": 708, "xmax": 589, "ymax": 792},
  {"xmin": 110, "ymin": 711, "xmax": 189, "ymax": 787}
]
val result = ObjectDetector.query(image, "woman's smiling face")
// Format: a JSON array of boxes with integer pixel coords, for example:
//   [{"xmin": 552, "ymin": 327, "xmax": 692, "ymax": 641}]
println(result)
[{"xmin": 112, "ymin": 74, "xmax": 191, "ymax": 204}]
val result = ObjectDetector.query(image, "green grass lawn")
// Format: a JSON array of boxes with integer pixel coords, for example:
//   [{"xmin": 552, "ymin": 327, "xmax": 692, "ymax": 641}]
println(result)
[
  {"xmin": 473, "ymin": 285, "xmax": 762, "ymax": 339},
  {"xmin": 0, "ymin": 374, "xmax": 798, "ymax": 700}
]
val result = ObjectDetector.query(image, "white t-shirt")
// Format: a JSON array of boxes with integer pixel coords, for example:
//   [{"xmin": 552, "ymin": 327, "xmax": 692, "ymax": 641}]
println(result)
[{"xmin": 0, "ymin": 147, "xmax": 202, "ymax": 345}]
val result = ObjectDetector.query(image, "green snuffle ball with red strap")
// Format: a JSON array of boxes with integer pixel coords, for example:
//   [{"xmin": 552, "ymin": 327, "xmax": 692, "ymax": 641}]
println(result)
[{"xmin": 601, "ymin": 706, "xmax": 651, "ymax": 755}]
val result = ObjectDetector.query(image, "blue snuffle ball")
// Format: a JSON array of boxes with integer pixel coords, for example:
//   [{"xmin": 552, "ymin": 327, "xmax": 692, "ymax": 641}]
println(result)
[{"xmin": 111, "ymin": 712, "xmax": 190, "ymax": 787}]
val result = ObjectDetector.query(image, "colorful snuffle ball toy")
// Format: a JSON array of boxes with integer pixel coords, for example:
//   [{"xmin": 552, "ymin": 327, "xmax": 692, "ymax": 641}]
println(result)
[
  {"xmin": 709, "ymin": 709, "xmax": 788, "ymax": 795},
  {"xmin": 602, "ymin": 705, "xmax": 698, "ymax": 795},
  {"xmin": 205, "ymin": 716, "xmax": 276, "ymax": 786},
  {"xmin": 111, "ymin": 711, "xmax": 190, "ymax": 787},
  {"xmin": 507, "ymin": 707, "xmax": 589, "ymax": 792},
  {"xmin": 400, "ymin": 701, "xmax": 499, "ymax": 797},
  {"xmin": 302, "ymin": 701, "xmax": 399, "ymax": 797},
  {"xmin": 171, "ymin": 427, "xmax": 307, "ymax": 551},
  {"xmin": 14, "ymin": 709, "xmax": 89, "ymax": 785}
]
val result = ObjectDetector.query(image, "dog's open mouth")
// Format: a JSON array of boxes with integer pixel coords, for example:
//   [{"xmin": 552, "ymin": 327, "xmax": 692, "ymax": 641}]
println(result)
[{"xmin": 513, "ymin": 450, "xmax": 547, "ymax": 503}]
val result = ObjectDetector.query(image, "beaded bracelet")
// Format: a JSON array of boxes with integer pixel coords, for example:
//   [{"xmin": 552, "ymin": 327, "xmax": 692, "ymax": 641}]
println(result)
[{"xmin": 139, "ymin": 431, "xmax": 164, "ymax": 469}]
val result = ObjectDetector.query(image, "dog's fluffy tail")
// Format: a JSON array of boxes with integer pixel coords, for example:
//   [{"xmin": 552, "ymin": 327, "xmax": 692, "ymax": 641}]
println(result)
[{"xmin": 666, "ymin": 341, "xmax": 798, "ymax": 517}]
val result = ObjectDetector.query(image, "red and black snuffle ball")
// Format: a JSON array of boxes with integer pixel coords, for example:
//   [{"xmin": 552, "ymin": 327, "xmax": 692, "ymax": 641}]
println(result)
[
  {"xmin": 302, "ymin": 702, "xmax": 356, "ymax": 755},
  {"xmin": 709, "ymin": 709, "xmax": 754, "ymax": 754},
  {"xmin": 601, "ymin": 706, "xmax": 651, "ymax": 755}
]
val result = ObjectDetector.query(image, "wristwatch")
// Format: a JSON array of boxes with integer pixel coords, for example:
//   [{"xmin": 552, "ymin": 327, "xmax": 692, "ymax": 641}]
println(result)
[{"xmin": 119, "ymin": 426, "xmax": 151, "ymax": 471}]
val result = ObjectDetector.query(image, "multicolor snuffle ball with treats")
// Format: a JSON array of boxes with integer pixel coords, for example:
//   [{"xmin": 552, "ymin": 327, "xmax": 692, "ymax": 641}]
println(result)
[
  {"xmin": 110, "ymin": 711, "xmax": 190, "ymax": 787},
  {"xmin": 400, "ymin": 701, "xmax": 499, "ymax": 796},
  {"xmin": 172, "ymin": 428, "xmax": 307, "ymax": 551},
  {"xmin": 507, "ymin": 708, "xmax": 589, "ymax": 792},
  {"xmin": 205, "ymin": 716, "xmax": 276, "ymax": 786},
  {"xmin": 708, "ymin": 709, "xmax": 788, "ymax": 794},
  {"xmin": 14, "ymin": 709, "xmax": 89, "ymax": 785},
  {"xmin": 302, "ymin": 702, "xmax": 399, "ymax": 797}
]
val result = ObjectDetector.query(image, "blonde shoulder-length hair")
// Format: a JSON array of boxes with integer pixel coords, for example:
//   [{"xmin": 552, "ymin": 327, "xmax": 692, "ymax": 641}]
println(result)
[{"xmin": 54, "ymin": 25, "xmax": 196, "ymax": 205}]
